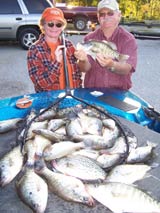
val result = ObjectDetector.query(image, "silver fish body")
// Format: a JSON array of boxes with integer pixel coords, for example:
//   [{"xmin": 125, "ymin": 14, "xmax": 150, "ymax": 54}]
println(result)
[
  {"xmin": 33, "ymin": 128, "xmax": 67, "ymax": 142},
  {"xmin": 77, "ymin": 40, "xmax": 129, "ymax": 61},
  {"xmin": 126, "ymin": 145, "xmax": 154, "ymax": 163},
  {"xmin": 86, "ymin": 182, "xmax": 160, "ymax": 213},
  {"xmin": 36, "ymin": 107, "xmax": 57, "ymax": 121},
  {"xmin": 52, "ymin": 155, "xmax": 106, "ymax": 182},
  {"xmin": 0, "ymin": 118, "xmax": 22, "ymax": 133},
  {"xmin": 33, "ymin": 135, "xmax": 51, "ymax": 157},
  {"xmin": 96, "ymin": 153, "xmax": 121, "ymax": 169},
  {"xmin": 16, "ymin": 167, "xmax": 48, "ymax": 213},
  {"xmin": 37, "ymin": 166, "xmax": 95, "ymax": 206},
  {"xmin": 43, "ymin": 141, "xmax": 84, "ymax": 161},
  {"xmin": 0, "ymin": 145, "xmax": 23, "ymax": 186},
  {"xmin": 48, "ymin": 118, "xmax": 66, "ymax": 131},
  {"xmin": 106, "ymin": 164, "xmax": 151, "ymax": 184}
]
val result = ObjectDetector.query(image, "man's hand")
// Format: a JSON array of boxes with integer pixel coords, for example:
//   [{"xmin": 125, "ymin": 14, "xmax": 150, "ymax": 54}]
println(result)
[
  {"xmin": 96, "ymin": 53, "xmax": 114, "ymax": 68},
  {"xmin": 74, "ymin": 49, "xmax": 88, "ymax": 62}
]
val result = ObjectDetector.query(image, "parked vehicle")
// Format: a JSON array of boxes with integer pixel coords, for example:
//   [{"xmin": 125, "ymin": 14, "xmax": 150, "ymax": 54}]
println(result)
[
  {"xmin": 56, "ymin": 3, "xmax": 97, "ymax": 31},
  {"xmin": 0, "ymin": 0, "xmax": 52, "ymax": 50},
  {"xmin": 0, "ymin": 0, "xmax": 97, "ymax": 50}
]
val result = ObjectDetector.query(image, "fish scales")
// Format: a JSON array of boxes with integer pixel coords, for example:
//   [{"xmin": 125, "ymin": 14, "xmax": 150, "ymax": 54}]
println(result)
[
  {"xmin": 86, "ymin": 182, "xmax": 160, "ymax": 213},
  {"xmin": 36, "ymin": 165, "xmax": 95, "ymax": 206},
  {"xmin": 52, "ymin": 155, "xmax": 106, "ymax": 182},
  {"xmin": 77, "ymin": 40, "xmax": 129, "ymax": 61},
  {"xmin": 16, "ymin": 167, "xmax": 48, "ymax": 213},
  {"xmin": 0, "ymin": 146, "xmax": 23, "ymax": 186}
]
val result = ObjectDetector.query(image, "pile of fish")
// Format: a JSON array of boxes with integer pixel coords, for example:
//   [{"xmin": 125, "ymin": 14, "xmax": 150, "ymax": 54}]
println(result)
[{"xmin": 0, "ymin": 103, "xmax": 160, "ymax": 213}]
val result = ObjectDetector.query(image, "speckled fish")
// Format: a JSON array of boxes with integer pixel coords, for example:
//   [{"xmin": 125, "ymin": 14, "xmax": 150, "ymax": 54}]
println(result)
[
  {"xmin": 96, "ymin": 153, "xmax": 121, "ymax": 169},
  {"xmin": 26, "ymin": 120, "xmax": 48, "ymax": 140},
  {"xmin": 102, "ymin": 125, "xmax": 120, "ymax": 147},
  {"xmin": 52, "ymin": 155, "xmax": 106, "ymax": 182},
  {"xmin": 72, "ymin": 149, "xmax": 100, "ymax": 160},
  {"xmin": 0, "ymin": 118, "xmax": 22, "ymax": 133},
  {"xmin": 35, "ymin": 106, "xmax": 57, "ymax": 121},
  {"xmin": 77, "ymin": 39, "xmax": 129, "ymax": 61},
  {"xmin": 23, "ymin": 139, "xmax": 37, "ymax": 166},
  {"xmin": 66, "ymin": 118, "xmax": 83, "ymax": 137},
  {"xmin": 79, "ymin": 134, "xmax": 116, "ymax": 150},
  {"xmin": 48, "ymin": 118, "xmax": 66, "ymax": 131},
  {"xmin": 76, "ymin": 110, "xmax": 103, "ymax": 135},
  {"xmin": 35, "ymin": 161, "xmax": 95, "ymax": 206},
  {"xmin": 43, "ymin": 141, "xmax": 85, "ymax": 161},
  {"xmin": 106, "ymin": 164, "xmax": 151, "ymax": 184},
  {"xmin": 33, "ymin": 128, "xmax": 67, "ymax": 142},
  {"xmin": 102, "ymin": 136, "xmax": 128, "ymax": 155},
  {"xmin": 33, "ymin": 135, "xmax": 51, "ymax": 157},
  {"xmin": 16, "ymin": 167, "xmax": 48, "ymax": 213},
  {"xmin": 86, "ymin": 182, "xmax": 160, "ymax": 213},
  {"xmin": 0, "ymin": 145, "xmax": 23, "ymax": 187},
  {"xmin": 126, "ymin": 142, "xmax": 155, "ymax": 163}
]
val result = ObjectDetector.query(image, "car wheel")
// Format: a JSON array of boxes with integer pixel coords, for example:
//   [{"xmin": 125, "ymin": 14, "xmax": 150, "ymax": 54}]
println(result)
[
  {"xmin": 74, "ymin": 17, "xmax": 88, "ymax": 31},
  {"xmin": 18, "ymin": 28, "xmax": 40, "ymax": 50}
]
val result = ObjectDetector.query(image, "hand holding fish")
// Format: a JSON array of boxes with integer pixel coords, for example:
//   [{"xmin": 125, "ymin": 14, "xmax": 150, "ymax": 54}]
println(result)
[
  {"xmin": 55, "ymin": 45, "xmax": 64, "ymax": 62},
  {"xmin": 96, "ymin": 53, "xmax": 114, "ymax": 69},
  {"xmin": 74, "ymin": 48, "xmax": 88, "ymax": 62}
]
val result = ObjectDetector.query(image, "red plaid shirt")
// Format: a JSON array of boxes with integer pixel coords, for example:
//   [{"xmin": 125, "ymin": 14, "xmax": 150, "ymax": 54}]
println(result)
[{"xmin": 27, "ymin": 34, "xmax": 82, "ymax": 92}]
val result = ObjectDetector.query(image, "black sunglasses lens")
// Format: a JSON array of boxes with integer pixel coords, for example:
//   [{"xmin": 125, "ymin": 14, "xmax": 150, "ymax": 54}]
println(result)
[
  {"xmin": 56, "ymin": 23, "xmax": 63, "ymax": 28},
  {"xmin": 47, "ymin": 22, "xmax": 63, "ymax": 28},
  {"xmin": 48, "ymin": 22, "xmax": 54, "ymax": 27}
]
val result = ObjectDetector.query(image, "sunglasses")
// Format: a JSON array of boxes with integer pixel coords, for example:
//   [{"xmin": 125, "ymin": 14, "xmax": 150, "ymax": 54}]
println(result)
[
  {"xmin": 47, "ymin": 22, "xmax": 63, "ymax": 28},
  {"xmin": 99, "ymin": 11, "xmax": 115, "ymax": 17}
]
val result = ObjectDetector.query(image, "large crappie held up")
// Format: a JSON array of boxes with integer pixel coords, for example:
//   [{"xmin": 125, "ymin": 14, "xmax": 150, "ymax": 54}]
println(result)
[{"xmin": 76, "ymin": 39, "xmax": 129, "ymax": 61}]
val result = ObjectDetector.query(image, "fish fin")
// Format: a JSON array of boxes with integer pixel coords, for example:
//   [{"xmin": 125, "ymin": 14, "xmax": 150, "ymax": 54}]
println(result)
[
  {"xmin": 76, "ymin": 42, "xmax": 83, "ymax": 50},
  {"xmin": 118, "ymin": 54, "xmax": 129, "ymax": 62},
  {"xmin": 146, "ymin": 140, "xmax": 157, "ymax": 148}
]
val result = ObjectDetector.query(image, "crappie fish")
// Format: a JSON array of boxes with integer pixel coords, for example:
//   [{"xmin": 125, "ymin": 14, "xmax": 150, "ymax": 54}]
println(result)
[
  {"xmin": 52, "ymin": 155, "xmax": 106, "ymax": 182},
  {"xmin": 43, "ymin": 141, "xmax": 84, "ymax": 161},
  {"xmin": 48, "ymin": 118, "xmax": 66, "ymax": 131},
  {"xmin": 86, "ymin": 182, "xmax": 160, "ymax": 213},
  {"xmin": 72, "ymin": 149, "xmax": 100, "ymax": 160},
  {"xmin": 126, "ymin": 143, "xmax": 155, "ymax": 163},
  {"xmin": 77, "ymin": 39, "xmax": 129, "ymax": 61},
  {"xmin": 35, "ymin": 161, "xmax": 95, "ymax": 206},
  {"xmin": 66, "ymin": 118, "xmax": 83, "ymax": 137},
  {"xmin": 106, "ymin": 164, "xmax": 151, "ymax": 184},
  {"xmin": 33, "ymin": 128, "xmax": 67, "ymax": 142},
  {"xmin": 102, "ymin": 136, "xmax": 128, "ymax": 155},
  {"xmin": 102, "ymin": 118, "xmax": 116, "ymax": 130},
  {"xmin": 75, "ymin": 110, "xmax": 103, "ymax": 135},
  {"xmin": 35, "ymin": 106, "xmax": 57, "ymax": 121},
  {"xmin": 16, "ymin": 167, "xmax": 48, "ymax": 213},
  {"xmin": 33, "ymin": 135, "xmax": 51, "ymax": 157},
  {"xmin": 0, "ymin": 145, "xmax": 23, "ymax": 187},
  {"xmin": 23, "ymin": 139, "xmax": 37, "ymax": 166},
  {"xmin": 96, "ymin": 153, "xmax": 121, "ymax": 169},
  {"xmin": 0, "ymin": 118, "xmax": 22, "ymax": 133},
  {"xmin": 25, "ymin": 120, "xmax": 48, "ymax": 140}
]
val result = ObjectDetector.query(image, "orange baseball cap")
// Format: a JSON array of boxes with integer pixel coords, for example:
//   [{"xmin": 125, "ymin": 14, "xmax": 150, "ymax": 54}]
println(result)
[{"xmin": 42, "ymin": 7, "xmax": 66, "ymax": 24}]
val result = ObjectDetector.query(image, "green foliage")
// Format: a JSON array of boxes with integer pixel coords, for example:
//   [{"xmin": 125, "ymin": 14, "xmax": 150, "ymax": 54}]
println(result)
[{"xmin": 56, "ymin": 0, "xmax": 160, "ymax": 21}]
